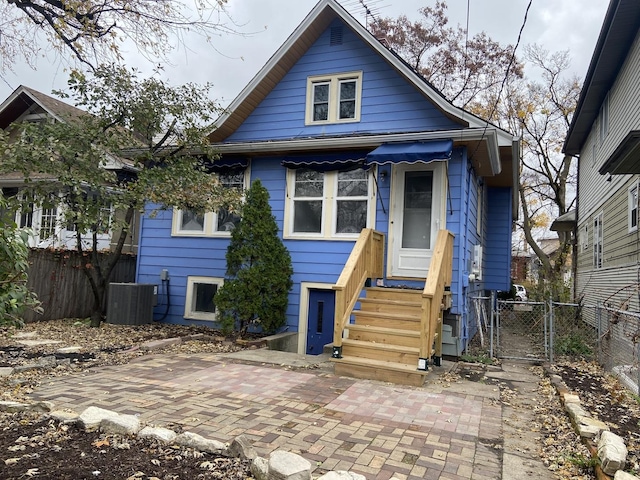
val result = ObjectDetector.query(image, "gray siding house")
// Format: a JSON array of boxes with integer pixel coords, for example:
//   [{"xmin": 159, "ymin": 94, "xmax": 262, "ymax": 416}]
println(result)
[{"xmin": 563, "ymin": 0, "xmax": 640, "ymax": 310}]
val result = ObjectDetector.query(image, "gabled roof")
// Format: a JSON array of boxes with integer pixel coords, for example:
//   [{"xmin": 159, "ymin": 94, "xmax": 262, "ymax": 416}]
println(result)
[
  {"xmin": 563, "ymin": 0, "xmax": 640, "ymax": 155},
  {"xmin": 209, "ymin": 0, "xmax": 515, "ymax": 150},
  {"xmin": 0, "ymin": 85, "xmax": 136, "ymax": 175},
  {"xmin": 0, "ymin": 85, "xmax": 87, "ymax": 129}
]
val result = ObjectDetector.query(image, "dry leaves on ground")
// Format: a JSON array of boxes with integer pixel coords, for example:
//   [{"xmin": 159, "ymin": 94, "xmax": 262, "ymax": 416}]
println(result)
[{"xmin": 0, "ymin": 319, "xmax": 251, "ymax": 480}]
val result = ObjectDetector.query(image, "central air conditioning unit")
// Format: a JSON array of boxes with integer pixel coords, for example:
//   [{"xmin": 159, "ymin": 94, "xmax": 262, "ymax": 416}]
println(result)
[{"xmin": 107, "ymin": 283, "xmax": 157, "ymax": 325}]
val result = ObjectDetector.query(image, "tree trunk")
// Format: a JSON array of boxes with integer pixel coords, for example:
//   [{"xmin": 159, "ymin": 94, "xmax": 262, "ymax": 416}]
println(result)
[{"xmin": 82, "ymin": 206, "xmax": 136, "ymax": 327}]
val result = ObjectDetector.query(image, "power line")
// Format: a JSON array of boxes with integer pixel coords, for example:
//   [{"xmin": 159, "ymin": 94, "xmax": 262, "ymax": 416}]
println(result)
[
  {"xmin": 469, "ymin": 0, "xmax": 533, "ymax": 162},
  {"xmin": 0, "ymin": 72, "xmax": 14, "ymax": 91}
]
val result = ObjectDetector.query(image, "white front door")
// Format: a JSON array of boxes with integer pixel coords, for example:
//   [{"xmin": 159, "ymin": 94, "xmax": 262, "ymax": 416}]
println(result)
[{"xmin": 389, "ymin": 163, "xmax": 446, "ymax": 278}]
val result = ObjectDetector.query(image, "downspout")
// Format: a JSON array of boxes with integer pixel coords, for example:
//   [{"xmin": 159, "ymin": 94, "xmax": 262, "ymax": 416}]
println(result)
[
  {"xmin": 461, "ymin": 151, "xmax": 473, "ymax": 347},
  {"xmin": 572, "ymin": 155, "xmax": 580, "ymax": 300}
]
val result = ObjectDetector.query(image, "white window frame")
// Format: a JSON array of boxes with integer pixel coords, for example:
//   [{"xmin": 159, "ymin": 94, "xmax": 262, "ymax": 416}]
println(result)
[
  {"xmin": 172, "ymin": 169, "xmax": 249, "ymax": 237},
  {"xmin": 582, "ymin": 224, "xmax": 589, "ymax": 253},
  {"xmin": 284, "ymin": 167, "xmax": 375, "ymax": 240},
  {"xmin": 629, "ymin": 182, "xmax": 638, "ymax": 233},
  {"xmin": 593, "ymin": 212, "xmax": 603, "ymax": 269},
  {"xmin": 184, "ymin": 276, "xmax": 224, "ymax": 321},
  {"xmin": 305, "ymin": 71, "xmax": 363, "ymax": 125}
]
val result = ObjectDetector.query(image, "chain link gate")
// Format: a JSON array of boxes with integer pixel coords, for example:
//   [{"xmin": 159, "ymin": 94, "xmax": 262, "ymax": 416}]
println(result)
[
  {"xmin": 494, "ymin": 300, "xmax": 548, "ymax": 361},
  {"xmin": 489, "ymin": 299, "xmax": 599, "ymax": 363}
]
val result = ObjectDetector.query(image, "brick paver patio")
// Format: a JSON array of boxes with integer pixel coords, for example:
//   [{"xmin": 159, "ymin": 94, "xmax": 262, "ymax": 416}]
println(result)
[{"xmin": 30, "ymin": 353, "xmax": 503, "ymax": 480}]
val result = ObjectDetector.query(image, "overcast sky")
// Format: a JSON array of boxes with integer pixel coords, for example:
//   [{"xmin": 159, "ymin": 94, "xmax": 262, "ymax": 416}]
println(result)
[{"xmin": 0, "ymin": 0, "xmax": 610, "ymax": 107}]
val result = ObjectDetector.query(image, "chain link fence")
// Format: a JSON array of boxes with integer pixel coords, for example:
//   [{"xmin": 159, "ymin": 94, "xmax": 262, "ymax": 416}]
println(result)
[
  {"xmin": 494, "ymin": 300, "xmax": 548, "ymax": 361},
  {"xmin": 465, "ymin": 297, "xmax": 639, "ymax": 393},
  {"xmin": 598, "ymin": 307, "xmax": 640, "ymax": 394}
]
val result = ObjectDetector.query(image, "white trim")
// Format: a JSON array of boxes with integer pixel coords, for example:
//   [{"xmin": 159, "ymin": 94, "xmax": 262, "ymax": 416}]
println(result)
[
  {"xmin": 171, "ymin": 168, "xmax": 249, "ymax": 237},
  {"xmin": 213, "ymin": 129, "xmax": 507, "ymax": 177},
  {"xmin": 184, "ymin": 276, "xmax": 224, "ymax": 321},
  {"xmin": 387, "ymin": 162, "xmax": 447, "ymax": 278},
  {"xmin": 593, "ymin": 212, "xmax": 603, "ymax": 269},
  {"xmin": 298, "ymin": 282, "xmax": 335, "ymax": 355},
  {"xmin": 284, "ymin": 167, "xmax": 375, "ymax": 240},
  {"xmin": 629, "ymin": 182, "xmax": 638, "ymax": 233},
  {"xmin": 305, "ymin": 71, "xmax": 362, "ymax": 125},
  {"xmin": 0, "ymin": 86, "xmax": 66, "ymax": 124}
]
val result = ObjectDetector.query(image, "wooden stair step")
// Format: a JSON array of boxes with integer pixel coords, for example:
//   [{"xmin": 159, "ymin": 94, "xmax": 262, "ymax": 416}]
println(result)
[
  {"xmin": 332, "ymin": 355, "xmax": 427, "ymax": 387},
  {"xmin": 357, "ymin": 298, "xmax": 422, "ymax": 316},
  {"xmin": 364, "ymin": 287, "xmax": 423, "ymax": 301},
  {"xmin": 346, "ymin": 324, "xmax": 420, "ymax": 347},
  {"xmin": 341, "ymin": 338, "xmax": 419, "ymax": 363},
  {"xmin": 358, "ymin": 297, "xmax": 422, "ymax": 307},
  {"xmin": 352, "ymin": 310, "xmax": 420, "ymax": 329}
]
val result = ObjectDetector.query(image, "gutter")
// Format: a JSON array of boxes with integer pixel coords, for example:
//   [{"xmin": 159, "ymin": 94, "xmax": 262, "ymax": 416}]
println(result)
[{"xmin": 212, "ymin": 128, "xmax": 507, "ymax": 176}]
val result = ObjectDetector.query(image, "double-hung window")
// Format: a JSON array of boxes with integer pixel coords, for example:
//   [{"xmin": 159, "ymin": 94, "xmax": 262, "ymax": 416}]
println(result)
[
  {"xmin": 172, "ymin": 170, "xmax": 246, "ymax": 237},
  {"xmin": 335, "ymin": 169, "xmax": 369, "ymax": 234},
  {"xmin": 306, "ymin": 72, "xmax": 362, "ymax": 125},
  {"xmin": 286, "ymin": 167, "xmax": 373, "ymax": 239},
  {"xmin": 629, "ymin": 183, "xmax": 638, "ymax": 233}
]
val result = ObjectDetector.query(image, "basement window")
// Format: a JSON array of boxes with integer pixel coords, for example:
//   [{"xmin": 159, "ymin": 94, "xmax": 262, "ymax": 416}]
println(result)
[{"xmin": 184, "ymin": 276, "xmax": 223, "ymax": 321}]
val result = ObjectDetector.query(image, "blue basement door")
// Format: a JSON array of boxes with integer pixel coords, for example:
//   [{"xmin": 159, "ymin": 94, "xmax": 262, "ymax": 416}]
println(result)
[{"xmin": 306, "ymin": 289, "xmax": 335, "ymax": 355}]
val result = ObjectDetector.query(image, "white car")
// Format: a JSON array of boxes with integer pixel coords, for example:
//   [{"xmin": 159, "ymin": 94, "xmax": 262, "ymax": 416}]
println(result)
[{"xmin": 514, "ymin": 284, "xmax": 528, "ymax": 301}]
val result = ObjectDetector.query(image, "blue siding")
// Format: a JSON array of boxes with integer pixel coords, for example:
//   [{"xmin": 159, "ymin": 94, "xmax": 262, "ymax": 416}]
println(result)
[
  {"xmin": 226, "ymin": 19, "xmax": 460, "ymax": 142},
  {"xmin": 134, "ymin": 13, "xmax": 515, "ymax": 354},
  {"xmin": 484, "ymin": 188, "xmax": 513, "ymax": 291},
  {"xmin": 136, "ymin": 157, "xmax": 363, "ymax": 330}
]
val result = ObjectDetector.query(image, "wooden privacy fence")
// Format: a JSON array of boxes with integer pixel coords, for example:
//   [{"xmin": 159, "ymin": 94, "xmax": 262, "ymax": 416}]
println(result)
[{"xmin": 23, "ymin": 249, "xmax": 136, "ymax": 322}]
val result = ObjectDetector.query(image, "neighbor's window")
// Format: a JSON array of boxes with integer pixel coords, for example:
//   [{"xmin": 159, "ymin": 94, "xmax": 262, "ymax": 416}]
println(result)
[
  {"xmin": 286, "ymin": 167, "xmax": 373, "ymax": 239},
  {"xmin": 630, "ymin": 183, "xmax": 638, "ymax": 233},
  {"xmin": 172, "ymin": 170, "xmax": 247, "ymax": 237},
  {"xmin": 306, "ymin": 72, "xmax": 362, "ymax": 125},
  {"xmin": 593, "ymin": 213, "xmax": 603, "ymax": 269},
  {"xmin": 184, "ymin": 276, "xmax": 223, "ymax": 321},
  {"xmin": 39, "ymin": 206, "xmax": 58, "ymax": 240},
  {"xmin": 582, "ymin": 224, "xmax": 589, "ymax": 252}
]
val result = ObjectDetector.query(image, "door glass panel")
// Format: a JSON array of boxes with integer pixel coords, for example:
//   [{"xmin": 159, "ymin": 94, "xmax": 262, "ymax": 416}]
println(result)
[
  {"xmin": 402, "ymin": 171, "xmax": 433, "ymax": 249},
  {"xmin": 316, "ymin": 301, "xmax": 324, "ymax": 334}
]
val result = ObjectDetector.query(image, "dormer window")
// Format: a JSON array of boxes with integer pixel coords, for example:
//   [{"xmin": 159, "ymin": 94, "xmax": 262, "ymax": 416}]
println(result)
[{"xmin": 306, "ymin": 72, "xmax": 362, "ymax": 125}]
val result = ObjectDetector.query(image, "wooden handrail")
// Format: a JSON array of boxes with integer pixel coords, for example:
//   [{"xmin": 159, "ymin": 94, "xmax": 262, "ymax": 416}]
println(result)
[
  {"xmin": 332, "ymin": 228, "xmax": 384, "ymax": 357},
  {"xmin": 419, "ymin": 230, "xmax": 454, "ymax": 368}
]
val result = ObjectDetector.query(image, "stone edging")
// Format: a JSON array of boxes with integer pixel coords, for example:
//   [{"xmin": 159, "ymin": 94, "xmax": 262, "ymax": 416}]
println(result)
[
  {"xmin": 0, "ymin": 400, "xmax": 381, "ymax": 480},
  {"xmin": 543, "ymin": 364, "xmax": 637, "ymax": 480}
]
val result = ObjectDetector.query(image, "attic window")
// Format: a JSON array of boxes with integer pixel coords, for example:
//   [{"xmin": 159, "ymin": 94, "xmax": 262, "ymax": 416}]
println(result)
[
  {"xmin": 305, "ymin": 71, "xmax": 363, "ymax": 125},
  {"xmin": 330, "ymin": 26, "xmax": 343, "ymax": 46}
]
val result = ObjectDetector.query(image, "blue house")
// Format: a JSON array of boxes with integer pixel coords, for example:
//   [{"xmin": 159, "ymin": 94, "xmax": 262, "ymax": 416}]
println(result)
[{"xmin": 135, "ymin": 0, "xmax": 518, "ymax": 384}]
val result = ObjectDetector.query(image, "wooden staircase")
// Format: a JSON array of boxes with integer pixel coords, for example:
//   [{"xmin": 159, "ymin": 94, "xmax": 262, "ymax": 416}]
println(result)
[
  {"xmin": 333, "ymin": 287, "xmax": 427, "ymax": 386},
  {"xmin": 331, "ymin": 229, "xmax": 454, "ymax": 387}
]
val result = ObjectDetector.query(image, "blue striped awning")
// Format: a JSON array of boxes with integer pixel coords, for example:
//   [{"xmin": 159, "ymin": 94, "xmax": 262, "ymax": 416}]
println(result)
[
  {"xmin": 281, "ymin": 151, "xmax": 369, "ymax": 172},
  {"xmin": 365, "ymin": 140, "xmax": 453, "ymax": 166},
  {"xmin": 205, "ymin": 156, "xmax": 249, "ymax": 172}
]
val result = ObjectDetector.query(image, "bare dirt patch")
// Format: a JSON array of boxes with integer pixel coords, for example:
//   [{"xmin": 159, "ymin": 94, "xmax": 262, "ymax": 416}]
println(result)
[{"xmin": 0, "ymin": 319, "xmax": 252, "ymax": 479}]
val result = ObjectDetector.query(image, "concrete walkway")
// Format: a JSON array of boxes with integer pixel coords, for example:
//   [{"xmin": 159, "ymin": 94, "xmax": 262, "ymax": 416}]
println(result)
[{"xmin": 27, "ymin": 350, "xmax": 551, "ymax": 479}]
